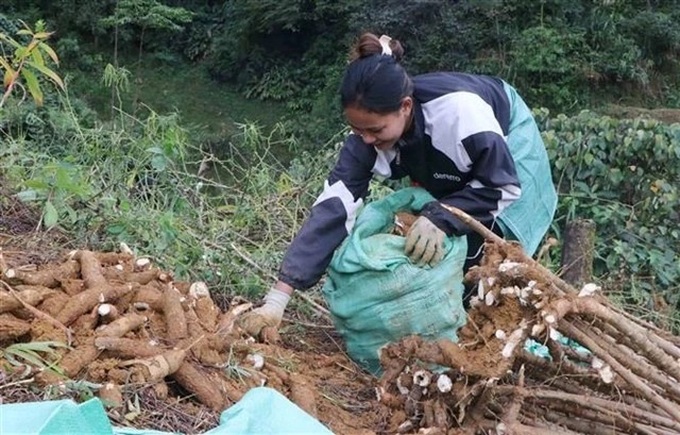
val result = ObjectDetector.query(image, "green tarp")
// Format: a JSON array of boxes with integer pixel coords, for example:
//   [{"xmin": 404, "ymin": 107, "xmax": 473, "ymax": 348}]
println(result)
[{"xmin": 0, "ymin": 387, "xmax": 332, "ymax": 435}]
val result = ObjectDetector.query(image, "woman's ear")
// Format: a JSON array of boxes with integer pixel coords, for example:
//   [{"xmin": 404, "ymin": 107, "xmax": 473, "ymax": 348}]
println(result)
[{"xmin": 401, "ymin": 96, "xmax": 413, "ymax": 114}]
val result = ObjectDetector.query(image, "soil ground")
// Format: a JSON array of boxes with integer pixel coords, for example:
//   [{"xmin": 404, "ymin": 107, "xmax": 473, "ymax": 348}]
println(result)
[{"xmin": 601, "ymin": 104, "xmax": 680, "ymax": 124}]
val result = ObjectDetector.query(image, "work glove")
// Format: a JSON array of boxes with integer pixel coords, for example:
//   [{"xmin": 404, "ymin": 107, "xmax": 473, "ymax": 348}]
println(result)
[
  {"xmin": 239, "ymin": 287, "xmax": 291, "ymax": 338},
  {"xmin": 404, "ymin": 216, "xmax": 446, "ymax": 266}
]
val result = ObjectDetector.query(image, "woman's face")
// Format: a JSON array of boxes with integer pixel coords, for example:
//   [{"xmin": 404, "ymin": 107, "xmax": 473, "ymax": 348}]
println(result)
[{"xmin": 344, "ymin": 97, "xmax": 413, "ymax": 151}]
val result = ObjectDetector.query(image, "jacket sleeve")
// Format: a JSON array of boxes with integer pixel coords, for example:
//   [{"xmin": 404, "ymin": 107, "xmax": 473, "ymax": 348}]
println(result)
[
  {"xmin": 420, "ymin": 95, "xmax": 521, "ymax": 235},
  {"xmin": 278, "ymin": 135, "xmax": 376, "ymax": 290}
]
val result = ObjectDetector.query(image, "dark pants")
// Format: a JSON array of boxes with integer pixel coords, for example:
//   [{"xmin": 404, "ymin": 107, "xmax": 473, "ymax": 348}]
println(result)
[{"xmin": 462, "ymin": 221, "xmax": 504, "ymax": 308}]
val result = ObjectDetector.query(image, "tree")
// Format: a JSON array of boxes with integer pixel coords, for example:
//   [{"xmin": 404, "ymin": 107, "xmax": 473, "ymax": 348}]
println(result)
[{"xmin": 100, "ymin": 0, "xmax": 193, "ymax": 67}]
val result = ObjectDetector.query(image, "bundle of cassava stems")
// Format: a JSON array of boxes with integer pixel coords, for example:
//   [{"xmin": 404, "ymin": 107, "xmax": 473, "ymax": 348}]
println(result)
[{"xmin": 378, "ymin": 206, "xmax": 680, "ymax": 435}]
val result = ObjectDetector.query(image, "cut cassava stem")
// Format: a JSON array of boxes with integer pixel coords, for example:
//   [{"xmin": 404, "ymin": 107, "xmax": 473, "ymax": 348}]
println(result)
[
  {"xmin": 97, "ymin": 303, "xmax": 119, "ymax": 322},
  {"xmin": 375, "ymin": 205, "xmax": 680, "ymax": 432},
  {"xmin": 520, "ymin": 352, "xmax": 609, "ymax": 395},
  {"xmin": 517, "ymin": 389, "xmax": 680, "ymax": 432},
  {"xmin": 440, "ymin": 203, "xmax": 574, "ymax": 296},
  {"xmin": 559, "ymin": 321, "xmax": 680, "ymax": 422},
  {"xmin": 547, "ymin": 400, "xmax": 659, "ymax": 435},
  {"xmin": 583, "ymin": 318, "xmax": 680, "ymax": 400},
  {"xmin": 501, "ymin": 364, "xmax": 525, "ymax": 428},
  {"xmin": 612, "ymin": 304, "xmax": 680, "ymax": 348},
  {"xmin": 447, "ymin": 204, "xmax": 680, "ymax": 379},
  {"xmin": 549, "ymin": 296, "xmax": 680, "ymax": 383},
  {"xmin": 521, "ymin": 406, "xmax": 625, "ymax": 435}
]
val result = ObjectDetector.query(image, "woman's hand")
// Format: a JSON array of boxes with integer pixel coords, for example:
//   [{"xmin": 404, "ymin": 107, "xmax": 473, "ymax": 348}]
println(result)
[{"xmin": 404, "ymin": 216, "xmax": 445, "ymax": 266}]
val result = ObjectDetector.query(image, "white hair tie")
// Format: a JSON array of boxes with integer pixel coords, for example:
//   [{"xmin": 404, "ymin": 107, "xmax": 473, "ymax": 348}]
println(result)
[{"xmin": 379, "ymin": 35, "xmax": 392, "ymax": 56}]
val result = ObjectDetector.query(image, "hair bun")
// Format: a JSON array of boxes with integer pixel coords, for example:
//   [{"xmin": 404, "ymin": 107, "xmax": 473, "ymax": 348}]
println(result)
[{"xmin": 351, "ymin": 32, "xmax": 405, "ymax": 62}]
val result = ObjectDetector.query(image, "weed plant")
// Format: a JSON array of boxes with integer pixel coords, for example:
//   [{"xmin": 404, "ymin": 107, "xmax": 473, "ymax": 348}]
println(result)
[{"xmin": 0, "ymin": 92, "xmax": 338, "ymax": 303}]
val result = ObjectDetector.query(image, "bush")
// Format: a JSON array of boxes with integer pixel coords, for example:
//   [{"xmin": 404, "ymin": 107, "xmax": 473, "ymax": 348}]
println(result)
[{"xmin": 537, "ymin": 108, "xmax": 680, "ymax": 308}]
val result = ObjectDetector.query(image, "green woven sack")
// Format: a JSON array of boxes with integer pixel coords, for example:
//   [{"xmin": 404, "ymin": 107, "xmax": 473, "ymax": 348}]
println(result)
[{"xmin": 322, "ymin": 187, "xmax": 468, "ymax": 375}]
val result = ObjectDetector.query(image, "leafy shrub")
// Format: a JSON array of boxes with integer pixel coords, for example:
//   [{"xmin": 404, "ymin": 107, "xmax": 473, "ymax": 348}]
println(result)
[
  {"xmin": 538, "ymin": 109, "xmax": 680, "ymax": 303},
  {"xmin": 622, "ymin": 10, "xmax": 680, "ymax": 70},
  {"xmin": 2, "ymin": 92, "xmax": 337, "ymax": 299},
  {"xmin": 509, "ymin": 26, "xmax": 587, "ymax": 109}
]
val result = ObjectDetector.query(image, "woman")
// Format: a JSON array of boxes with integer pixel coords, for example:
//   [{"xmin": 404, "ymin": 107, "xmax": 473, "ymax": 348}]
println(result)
[{"xmin": 240, "ymin": 33, "xmax": 557, "ymax": 336}]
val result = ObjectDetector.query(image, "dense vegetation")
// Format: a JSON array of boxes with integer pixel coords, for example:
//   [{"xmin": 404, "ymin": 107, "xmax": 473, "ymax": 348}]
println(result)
[{"xmin": 1, "ymin": 1, "xmax": 679, "ymax": 326}]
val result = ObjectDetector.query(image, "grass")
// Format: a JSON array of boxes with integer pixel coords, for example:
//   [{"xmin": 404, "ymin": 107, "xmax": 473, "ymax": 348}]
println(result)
[
  {"xmin": 131, "ymin": 58, "xmax": 288, "ymax": 136},
  {"xmin": 65, "ymin": 52, "xmax": 287, "ymax": 138}
]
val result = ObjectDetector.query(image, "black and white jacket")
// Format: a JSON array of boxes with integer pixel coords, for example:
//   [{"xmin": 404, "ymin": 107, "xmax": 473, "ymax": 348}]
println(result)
[{"xmin": 279, "ymin": 72, "xmax": 521, "ymax": 290}]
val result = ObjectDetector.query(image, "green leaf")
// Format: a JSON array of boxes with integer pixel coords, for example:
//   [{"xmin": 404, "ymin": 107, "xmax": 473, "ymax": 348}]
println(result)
[
  {"xmin": 43, "ymin": 200, "xmax": 59, "ymax": 228},
  {"xmin": 146, "ymin": 146, "xmax": 164, "ymax": 154},
  {"xmin": 20, "ymin": 341, "xmax": 69, "ymax": 352},
  {"xmin": 583, "ymin": 152, "xmax": 594, "ymax": 165},
  {"xmin": 5, "ymin": 349, "xmax": 44, "ymax": 367},
  {"xmin": 24, "ymin": 178, "xmax": 51, "ymax": 190},
  {"xmin": 31, "ymin": 44, "xmax": 46, "ymax": 67},
  {"xmin": 106, "ymin": 223, "xmax": 127, "ymax": 235},
  {"xmin": 38, "ymin": 42, "xmax": 60, "ymax": 65},
  {"xmin": 15, "ymin": 189, "xmax": 40, "ymax": 201},
  {"xmin": 151, "ymin": 155, "xmax": 167, "ymax": 171},
  {"xmin": 33, "ymin": 31, "xmax": 53, "ymax": 40},
  {"xmin": 3, "ymin": 68, "xmax": 14, "ymax": 88},
  {"xmin": 26, "ymin": 60, "xmax": 64, "ymax": 89},
  {"xmin": 20, "ymin": 68, "xmax": 43, "ymax": 106}
]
